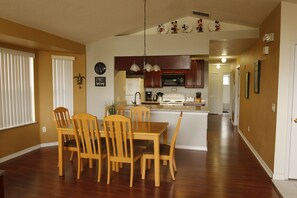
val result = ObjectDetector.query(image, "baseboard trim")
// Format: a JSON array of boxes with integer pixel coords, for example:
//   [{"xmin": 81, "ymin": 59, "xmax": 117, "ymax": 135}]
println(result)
[
  {"xmin": 238, "ymin": 129, "xmax": 273, "ymax": 178},
  {"xmin": 0, "ymin": 142, "xmax": 58, "ymax": 163},
  {"xmin": 0, "ymin": 144, "xmax": 40, "ymax": 163},
  {"xmin": 176, "ymin": 145, "xmax": 207, "ymax": 151},
  {"xmin": 40, "ymin": 142, "xmax": 58, "ymax": 147}
]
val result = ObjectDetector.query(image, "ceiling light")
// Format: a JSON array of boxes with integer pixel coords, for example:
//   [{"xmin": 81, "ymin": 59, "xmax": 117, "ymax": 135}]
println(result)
[
  {"xmin": 130, "ymin": 0, "xmax": 160, "ymax": 73},
  {"xmin": 216, "ymin": 64, "xmax": 221, "ymax": 69},
  {"xmin": 130, "ymin": 63, "xmax": 140, "ymax": 72},
  {"xmin": 143, "ymin": 62, "xmax": 153, "ymax": 72},
  {"xmin": 152, "ymin": 64, "xmax": 161, "ymax": 71},
  {"xmin": 221, "ymin": 57, "xmax": 227, "ymax": 63}
]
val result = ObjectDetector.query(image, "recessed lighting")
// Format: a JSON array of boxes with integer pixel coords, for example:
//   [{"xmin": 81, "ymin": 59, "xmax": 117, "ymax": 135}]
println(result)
[
  {"xmin": 216, "ymin": 64, "xmax": 221, "ymax": 69},
  {"xmin": 221, "ymin": 57, "xmax": 227, "ymax": 63}
]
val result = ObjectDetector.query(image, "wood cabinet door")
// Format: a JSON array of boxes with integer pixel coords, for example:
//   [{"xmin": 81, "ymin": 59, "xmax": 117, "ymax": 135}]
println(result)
[
  {"xmin": 185, "ymin": 60, "xmax": 204, "ymax": 88},
  {"xmin": 144, "ymin": 71, "xmax": 162, "ymax": 88},
  {"xmin": 193, "ymin": 60, "xmax": 204, "ymax": 88}
]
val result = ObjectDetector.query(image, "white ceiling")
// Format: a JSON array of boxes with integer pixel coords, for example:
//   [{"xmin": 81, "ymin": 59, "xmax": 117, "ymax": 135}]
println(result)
[{"xmin": 0, "ymin": 0, "xmax": 296, "ymax": 63}]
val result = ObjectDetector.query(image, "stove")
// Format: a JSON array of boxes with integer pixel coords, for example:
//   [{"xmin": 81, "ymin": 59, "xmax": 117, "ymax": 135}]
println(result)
[{"xmin": 160, "ymin": 93, "xmax": 185, "ymax": 105}]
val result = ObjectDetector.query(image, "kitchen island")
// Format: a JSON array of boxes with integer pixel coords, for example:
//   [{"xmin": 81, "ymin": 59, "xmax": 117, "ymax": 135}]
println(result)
[{"xmin": 125, "ymin": 104, "xmax": 208, "ymax": 151}]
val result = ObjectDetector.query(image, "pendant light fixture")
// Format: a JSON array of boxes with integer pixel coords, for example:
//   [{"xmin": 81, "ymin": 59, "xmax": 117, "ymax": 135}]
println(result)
[{"xmin": 130, "ymin": 0, "xmax": 160, "ymax": 72}]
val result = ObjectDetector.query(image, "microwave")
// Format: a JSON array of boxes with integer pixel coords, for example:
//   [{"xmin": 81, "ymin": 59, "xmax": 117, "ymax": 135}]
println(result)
[{"xmin": 162, "ymin": 74, "xmax": 185, "ymax": 86}]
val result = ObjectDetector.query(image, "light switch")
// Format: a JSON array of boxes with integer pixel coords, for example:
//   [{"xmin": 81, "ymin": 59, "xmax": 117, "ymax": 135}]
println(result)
[{"xmin": 272, "ymin": 103, "xmax": 276, "ymax": 112}]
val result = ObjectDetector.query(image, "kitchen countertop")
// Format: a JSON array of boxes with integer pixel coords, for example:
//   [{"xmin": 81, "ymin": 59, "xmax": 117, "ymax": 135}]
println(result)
[{"xmin": 125, "ymin": 104, "xmax": 208, "ymax": 113}]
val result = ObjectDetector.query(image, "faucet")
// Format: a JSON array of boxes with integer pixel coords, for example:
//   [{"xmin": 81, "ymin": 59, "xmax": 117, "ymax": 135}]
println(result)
[{"xmin": 132, "ymin": 92, "xmax": 141, "ymax": 105}]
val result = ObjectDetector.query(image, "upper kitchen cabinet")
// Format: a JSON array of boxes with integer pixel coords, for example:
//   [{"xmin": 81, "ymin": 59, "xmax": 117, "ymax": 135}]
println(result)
[
  {"xmin": 185, "ymin": 60, "xmax": 204, "ymax": 88},
  {"xmin": 144, "ymin": 71, "xmax": 162, "ymax": 88},
  {"xmin": 114, "ymin": 55, "xmax": 191, "ymax": 71}
]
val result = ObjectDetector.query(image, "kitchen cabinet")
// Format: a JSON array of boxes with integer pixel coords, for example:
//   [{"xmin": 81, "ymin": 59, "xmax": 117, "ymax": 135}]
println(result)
[
  {"xmin": 114, "ymin": 55, "xmax": 190, "ymax": 71},
  {"xmin": 144, "ymin": 71, "xmax": 162, "ymax": 88},
  {"xmin": 185, "ymin": 60, "xmax": 204, "ymax": 88}
]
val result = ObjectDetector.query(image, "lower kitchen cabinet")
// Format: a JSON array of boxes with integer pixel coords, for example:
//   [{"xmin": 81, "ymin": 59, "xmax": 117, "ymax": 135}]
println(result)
[
  {"xmin": 144, "ymin": 71, "xmax": 162, "ymax": 88},
  {"xmin": 185, "ymin": 60, "xmax": 204, "ymax": 88}
]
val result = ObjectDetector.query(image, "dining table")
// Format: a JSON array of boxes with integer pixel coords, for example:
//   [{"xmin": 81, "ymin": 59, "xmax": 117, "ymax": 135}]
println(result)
[{"xmin": 57, "ymin": 120, "xmax": 169, "ymax": 187}]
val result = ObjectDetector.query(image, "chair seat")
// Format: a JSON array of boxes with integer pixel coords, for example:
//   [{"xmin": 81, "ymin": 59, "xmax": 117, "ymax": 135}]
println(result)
[
  {"xmin": 64, "ymin": 139, "xmax": 77, "ymax": 147},
  {"xmin": 143, "ymin": 143, "xmax": 170, "ymax": 156},
  {"xmin": 133, "ymin": 140, "xmax": 150, "ymax": 148}
]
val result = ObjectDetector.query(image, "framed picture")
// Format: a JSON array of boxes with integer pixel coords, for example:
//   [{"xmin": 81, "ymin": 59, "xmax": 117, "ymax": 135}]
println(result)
[
  {"xmin": 95, "ymin": 77, "xmax": 106, "ymax": 87},
  {"xmin": 245, "ymin": 72, "xmax": 250, "ymax": 99},
  {"xmin": 254, "ymin": 60, "xmax": 261, "ymax": 94}
]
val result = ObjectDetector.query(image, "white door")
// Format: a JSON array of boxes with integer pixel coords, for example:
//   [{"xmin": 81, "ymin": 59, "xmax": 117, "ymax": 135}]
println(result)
[
  {"xmin": 209, "ymin": 73, "xmax": 220, "ymax": 114},
  {"xmin": 288, "ymin": 45, "xmax": 297, "ymax": 178}
]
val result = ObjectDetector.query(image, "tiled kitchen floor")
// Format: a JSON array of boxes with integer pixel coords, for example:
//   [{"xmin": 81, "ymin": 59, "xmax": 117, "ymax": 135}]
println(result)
[{"xmin": 273, "ymin": 180, "xmax": 297, "ymax": 198}]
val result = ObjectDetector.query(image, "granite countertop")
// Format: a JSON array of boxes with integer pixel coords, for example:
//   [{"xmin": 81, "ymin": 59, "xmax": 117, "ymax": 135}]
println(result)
[{"xmin": 125, "ymin": 104, "xmax": 209, "ymax": 113}]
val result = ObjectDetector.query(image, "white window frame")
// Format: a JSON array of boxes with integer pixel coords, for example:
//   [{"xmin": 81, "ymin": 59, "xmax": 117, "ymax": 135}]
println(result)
[
  {"xmin": 0, "ymin": 47, "xmax": 35, "ymax": 130},
  {"xmin": 52, "ymin": 55, "xmax": 75, "ymax": 116}
]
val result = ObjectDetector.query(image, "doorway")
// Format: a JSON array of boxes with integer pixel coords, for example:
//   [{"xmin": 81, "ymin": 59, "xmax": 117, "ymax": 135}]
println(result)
[{"xmin": 222, "ymin": 73, "xmax": 230, "ymax": 115}]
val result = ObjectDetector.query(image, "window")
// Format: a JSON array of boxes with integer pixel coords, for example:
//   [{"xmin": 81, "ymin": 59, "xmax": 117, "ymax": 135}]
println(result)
[
  {"xmin": 223, "ymin": 74, "xmax": 230, "ymax": 85},
  {"xmin": 52, "ymin": 55, "xmax": 75, "ymax": 116},
  {"xmin": 0, "ymin": 47, "xmax": 35, "ymax": 130}
]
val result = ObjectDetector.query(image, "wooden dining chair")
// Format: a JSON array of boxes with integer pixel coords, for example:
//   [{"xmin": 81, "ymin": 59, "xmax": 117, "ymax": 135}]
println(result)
[
  {"xmin": 103, "ymin": 115, "xmax": 144, "ymax": 187},
  {"xmin": 53, "ymin": 107, "xmax": 77, "ymax": 161},
  {"xmin": 141, "ymin": 111, "xmax": 183, "ymax": 181},
  {"xmin": 72, "ymin": 113, "xmax": 107, "ymax": 182},
  {"xmin": 130, "ymin": 106, "xmax": 150, "ymax": 122},
  {"xmin": 130, "ymin": 106, "xmax": 151, "ymax": 148}
]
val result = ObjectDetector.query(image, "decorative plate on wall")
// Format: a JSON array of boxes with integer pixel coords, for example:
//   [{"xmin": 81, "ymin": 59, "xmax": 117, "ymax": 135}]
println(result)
[
  {"xmin": 157, "ymin": 24, "xmax": 168, "ymax": 34},
  {"xmin": 181, "ymin": 23, "xmax": 192, "ymax": 33},
  {"xmin": 94, "ymin": 62, "xmax": 106, "ymax": 75}
]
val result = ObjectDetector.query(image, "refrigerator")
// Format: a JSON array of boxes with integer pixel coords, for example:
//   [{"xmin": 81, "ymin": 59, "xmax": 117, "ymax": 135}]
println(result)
[{"xmin": 126, "ymin": 78, "xmax": 145, "ymax": 105}]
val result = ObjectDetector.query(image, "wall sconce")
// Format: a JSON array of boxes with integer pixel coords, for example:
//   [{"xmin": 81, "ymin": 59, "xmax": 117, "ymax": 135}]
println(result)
[
  {"xmin": 263, "ymin": 33, "xmax": 274, "ymax": 43},
  {"xmin": 73, "ymin": 73, "xmax": 85, "ymax": 89}
]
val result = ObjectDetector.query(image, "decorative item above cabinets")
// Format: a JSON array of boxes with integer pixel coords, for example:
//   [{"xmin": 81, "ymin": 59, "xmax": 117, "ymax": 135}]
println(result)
[{"xmin": 114, "ymin": 55, "xmax": 191, "ymax": 71}]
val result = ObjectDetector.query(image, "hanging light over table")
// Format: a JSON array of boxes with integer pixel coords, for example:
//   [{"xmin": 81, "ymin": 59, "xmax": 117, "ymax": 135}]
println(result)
[{"xmin": 129, "ymin": 0, "xmax": 160, "ymax": 72}]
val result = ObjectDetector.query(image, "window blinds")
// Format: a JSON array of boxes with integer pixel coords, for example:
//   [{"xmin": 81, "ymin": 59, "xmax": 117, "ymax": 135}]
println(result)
[{"xmin": 0, "ymin": 48, "xmax": 35, "ymax": 130}]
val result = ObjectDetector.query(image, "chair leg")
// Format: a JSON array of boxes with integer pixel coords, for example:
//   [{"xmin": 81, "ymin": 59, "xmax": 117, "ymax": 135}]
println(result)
[
  {"xmin": 173, "ymin": 157, "xmax": 177, "ymax": 172},
  {"xmin": 147, "ymin": 159, "xmax": 151, "ymax": 169},
  {"xmin": 77, "ymin": 158, "xmax": 81, "ymax": 180},
  {"xmin": 141, "ymin": 157, "xmax": 146, "ymax": 180},
  {"xmin": 169, "ymin": 159, "xmax": 176, "ymax": 181},
  {"xmin": 130, "ymin": 163, "xmax": 134, "ymax": 187},
  {"xmin": 107, "ymin": 160, "xmax": 111, "ymax": 184},
  {"xmin": 70, "ymin": 151, "xmax": 74, "ymax": 161},
  {"xmin": 97, "ymin": 157, "xmax": 102, "ymax": 182},
  {"xmin": 89, "ymin": 159, "xmax": 93, "ymax": 168}
]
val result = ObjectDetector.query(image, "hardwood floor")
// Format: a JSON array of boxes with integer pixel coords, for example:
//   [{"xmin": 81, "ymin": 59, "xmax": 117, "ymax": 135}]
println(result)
[{"xmin": 0, "ymin": 115, "xmax": 280, "ymax": 198}]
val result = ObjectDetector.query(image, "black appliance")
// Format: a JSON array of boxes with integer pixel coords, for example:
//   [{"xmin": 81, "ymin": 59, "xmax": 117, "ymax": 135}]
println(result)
[
  {"xmin": 145, "ymin": 91, "xmax": 152, "ymax": 101},
  {"xmin": 153, "ymin": 92, "xmax": 164, "ymax": 101},
  {"xmin": 162, "ymin": 74, "xmax": 185, "ymax": 86}
]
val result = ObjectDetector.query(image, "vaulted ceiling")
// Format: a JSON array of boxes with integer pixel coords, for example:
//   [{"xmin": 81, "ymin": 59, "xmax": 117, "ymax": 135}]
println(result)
[{"xmin": 0, "ymin": 0, "xmax": 296, "ymax": 63}]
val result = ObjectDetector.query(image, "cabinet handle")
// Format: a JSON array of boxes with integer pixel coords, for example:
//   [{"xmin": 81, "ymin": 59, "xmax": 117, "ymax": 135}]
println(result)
[{"xmin": 295, "ymin": 118, "xmax": 297, "ymax": 123}]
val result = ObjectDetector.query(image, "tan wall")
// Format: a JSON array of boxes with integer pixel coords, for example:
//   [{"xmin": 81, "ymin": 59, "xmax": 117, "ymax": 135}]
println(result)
[
  {"xmin": 239, "ymin": 5, "xmax": 280, "ymax": 171},
  {"xmin": 0, "ymin": 20, "xmax": 86, "ymax": 158},
  {"xmin": 38, "ymin": 51, "xmax": 86, "ymax": 144}
]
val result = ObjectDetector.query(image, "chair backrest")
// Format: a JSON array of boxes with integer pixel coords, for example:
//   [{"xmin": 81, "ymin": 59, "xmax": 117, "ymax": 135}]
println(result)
[
  {"xmin": 169, "ymin": 111, "xmax": 183, "ymax": 157},
  {"xmin": 72, "ymin": 113, "xmax": 103, "ymax": 158},
  {"xmin": 130, "ymin": 106, "xmax": 150, "ymax": 122},
  {"xmin": 104, "ymin": 105, "xmax": 126, "ymax": 117},
  {"xmin": 103, "ymin": 115, "xmax": 133, "ymax": 162},
  {"xmin": 53, "ymin": 107, "xmax": 71, "ymax": 128}
]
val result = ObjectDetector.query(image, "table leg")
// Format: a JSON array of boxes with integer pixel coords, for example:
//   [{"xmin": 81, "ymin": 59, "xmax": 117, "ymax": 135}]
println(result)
[
  {"xmin": 58, "ymin": 129, "xmax": 64, "ymax": 176},
  {"xmin": 163, "ymin": 128, "xmax": 168, "ymax": 166},
  {"xmin": 153, "ymin": 136, "xmax": 160, "ymax": 187}
]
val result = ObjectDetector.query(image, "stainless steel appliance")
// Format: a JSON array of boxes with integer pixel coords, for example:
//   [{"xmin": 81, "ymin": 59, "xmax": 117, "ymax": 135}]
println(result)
[
  {"xmin": 160, "ymin": 93, "xmax": 185, "ymax": 105},
  {"xmin": 162, "ymin": 74, "xmax": 185, "ymax": 86}
]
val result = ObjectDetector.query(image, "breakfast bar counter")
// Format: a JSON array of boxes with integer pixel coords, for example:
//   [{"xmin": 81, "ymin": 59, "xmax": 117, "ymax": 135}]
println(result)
[{"xmin": 124, "ymin": 104, "xmax": 208, "ymax": 151}]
